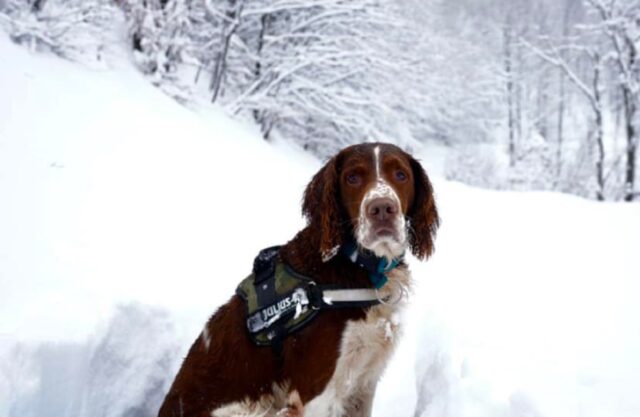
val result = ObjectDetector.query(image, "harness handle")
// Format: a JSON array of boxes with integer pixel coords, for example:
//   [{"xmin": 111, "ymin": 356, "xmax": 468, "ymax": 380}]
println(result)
[{"xmin": 253, "ymin": 245, "xmax": 281, "ymax": 284}]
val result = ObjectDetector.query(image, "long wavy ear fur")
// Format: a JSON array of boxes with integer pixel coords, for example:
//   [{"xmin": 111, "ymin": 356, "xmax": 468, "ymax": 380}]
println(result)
[
  {"xmin": 302, "ymin": 156, "xmax": 344, "ymax": 261},
  {"xmin": 407, "ymin": 156, "xmax": 440, "ymax": 260}
]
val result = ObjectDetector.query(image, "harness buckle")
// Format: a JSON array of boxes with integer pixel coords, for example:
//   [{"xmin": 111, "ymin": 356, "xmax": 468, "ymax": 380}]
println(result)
[{"xmin": 306, "ymin": 281, "xmax": 322, "ymax": 310}]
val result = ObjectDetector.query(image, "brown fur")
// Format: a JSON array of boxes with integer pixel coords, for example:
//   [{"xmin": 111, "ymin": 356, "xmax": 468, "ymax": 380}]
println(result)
[
  {"xmin": 157, "ymin": 143, "xmax": 438, "ymax": 417},
  {"xmin": 407, "ymin": 155, "xmax": 440, "ymax": 259}
]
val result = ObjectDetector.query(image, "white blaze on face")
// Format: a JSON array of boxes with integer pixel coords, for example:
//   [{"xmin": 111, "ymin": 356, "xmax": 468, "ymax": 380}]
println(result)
[{"xmin": 355, "ymin": 146, "xmax": 407, "ymax": 260}]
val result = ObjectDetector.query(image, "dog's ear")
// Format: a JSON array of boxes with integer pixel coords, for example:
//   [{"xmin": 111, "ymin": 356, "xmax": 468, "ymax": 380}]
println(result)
[
  {"xmin": 407, "ymin": 156, "xmax": 439, "ymax": 260},
  {"xmin": 302, "ymin": 156, "xmax": 344, "ymax": 260}
]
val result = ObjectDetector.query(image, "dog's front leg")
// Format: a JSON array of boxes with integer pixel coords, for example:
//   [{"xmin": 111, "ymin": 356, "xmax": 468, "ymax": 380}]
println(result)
[{"xmin": 344, "ymin": 386, "xmax": 375, "ymax": 417}]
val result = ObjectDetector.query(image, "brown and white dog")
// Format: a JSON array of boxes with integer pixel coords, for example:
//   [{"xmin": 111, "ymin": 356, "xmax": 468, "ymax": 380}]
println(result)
[{"xmin": 157, "ymin": 143, "xmax": 439, "ymax": 417}]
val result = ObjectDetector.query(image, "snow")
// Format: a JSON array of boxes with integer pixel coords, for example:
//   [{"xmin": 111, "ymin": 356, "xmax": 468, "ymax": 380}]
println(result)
[{"xmin": 2, "ymin": 35, "xmax": 640, "ymax": 417}]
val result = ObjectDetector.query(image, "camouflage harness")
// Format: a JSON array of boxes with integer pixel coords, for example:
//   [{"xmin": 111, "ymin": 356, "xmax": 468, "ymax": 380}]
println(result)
[{"xmin": 236, "ymin": 245, "xmax": 403, "ymax": 347}]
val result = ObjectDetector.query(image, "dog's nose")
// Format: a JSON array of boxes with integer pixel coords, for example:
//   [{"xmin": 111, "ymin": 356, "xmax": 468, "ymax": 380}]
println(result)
[{"xmin": 367, "ymin": 198, "xmax": 398, "ymax": 221}]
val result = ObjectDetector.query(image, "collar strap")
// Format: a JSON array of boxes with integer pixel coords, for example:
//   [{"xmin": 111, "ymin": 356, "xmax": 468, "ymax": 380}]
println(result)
[{"xmin": 340, "ymin": 241, "xmax": 404, "ymax": 289}]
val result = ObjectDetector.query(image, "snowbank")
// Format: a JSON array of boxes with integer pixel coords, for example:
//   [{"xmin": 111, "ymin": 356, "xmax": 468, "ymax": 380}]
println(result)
[
  {"xmin": 1, "ymin": 35, "xmax": 639, "ymax": 417},
  {"xmin": 375, "ymin": 183, "xmax": 640, "ymax": 417}
]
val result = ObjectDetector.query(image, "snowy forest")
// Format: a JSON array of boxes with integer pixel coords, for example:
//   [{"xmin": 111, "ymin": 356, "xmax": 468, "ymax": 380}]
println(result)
[{"xmin": 1, "ymin": 0, "xmax": 638, "ymax": 201}]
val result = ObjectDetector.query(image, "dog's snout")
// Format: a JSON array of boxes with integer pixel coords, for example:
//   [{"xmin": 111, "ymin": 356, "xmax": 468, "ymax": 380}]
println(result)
[{"xmin": 367, "ymin": 198, "xmax": 398, "ymax": 221}]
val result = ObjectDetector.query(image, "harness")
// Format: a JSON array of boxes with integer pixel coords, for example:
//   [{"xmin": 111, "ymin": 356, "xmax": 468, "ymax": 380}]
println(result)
[{"xmin": 236, "ymin": 244, "xmax": 403, "ymax": 347}]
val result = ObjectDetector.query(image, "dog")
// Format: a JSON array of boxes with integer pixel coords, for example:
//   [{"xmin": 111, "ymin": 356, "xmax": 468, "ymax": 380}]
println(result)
[{"xmin": 157, "ymin": 142, "xmax": 439, "ymax": 417}]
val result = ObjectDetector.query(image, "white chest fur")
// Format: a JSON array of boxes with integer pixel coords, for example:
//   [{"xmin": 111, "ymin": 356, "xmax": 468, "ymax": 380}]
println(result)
[{"xmin": 305, "ymin": 267, "xmax": 412, "ymax": 417}]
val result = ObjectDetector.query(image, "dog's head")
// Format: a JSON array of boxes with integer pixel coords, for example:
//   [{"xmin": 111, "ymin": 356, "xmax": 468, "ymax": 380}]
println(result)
[{"xmin": 303, "ymin": 143, "xmax": 439, "ymax": 261}]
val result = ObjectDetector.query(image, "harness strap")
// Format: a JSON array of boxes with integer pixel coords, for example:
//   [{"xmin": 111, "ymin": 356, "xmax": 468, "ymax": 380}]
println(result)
[{"xmin": 250, "ymin": 245, "xmax": 288, "ymax": 356}]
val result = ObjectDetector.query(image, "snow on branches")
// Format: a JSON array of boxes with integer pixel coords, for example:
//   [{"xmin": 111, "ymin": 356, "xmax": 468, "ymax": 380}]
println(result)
[
  {"xmin": 520, "ymin": 0, "xmax": 640, "ymax": 201},
  {"xmin": 122, "ymin": 0, "xmax": 424, "ymax": 155},
  {"xmin": 0, "ymin": 0, "xmax": 120, "ymax": 63}
]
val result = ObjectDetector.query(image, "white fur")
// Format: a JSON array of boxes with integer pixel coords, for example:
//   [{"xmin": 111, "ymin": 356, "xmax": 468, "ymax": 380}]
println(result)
[
  {"xmin": 321, "ymin": 244, "xmax": 341, "ymax": 263},
  {"xmin": 304, "ymin": 267, "xmax": 411, "ymax": 417},
  {"xmin": 201, "ymin": 324, "xmax": 211, "ymax": 351},
  {"xmin": 374, "ymin": 145, "xmax": 381, "ymax": 179},
  {"xmin": 209, "ymin": 383, "xmax": 303, "ymax": 417},
  {"xmin": 355, "ymin": 147, "xmax": 407, "ymax": 260}
]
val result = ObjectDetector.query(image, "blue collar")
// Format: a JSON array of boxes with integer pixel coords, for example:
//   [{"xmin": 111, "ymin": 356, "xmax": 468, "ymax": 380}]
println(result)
[{"xmin": 340, "ymin": 241, "xmax": 404, "ymax": 289}]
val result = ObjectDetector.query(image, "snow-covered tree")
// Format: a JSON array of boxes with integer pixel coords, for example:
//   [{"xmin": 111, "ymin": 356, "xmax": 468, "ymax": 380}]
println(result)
[
  {"xmin": 207, "ymin": 0, "xmax": 422, "ymax": 153},
  {"xmin": 123, "ymin": 0, "xmax": 193, "ymax": 100},
  {"xmin": 0, "ymin": 0, "xmax": 120, "ymax": 62},
  {"xmin": 519, "ymin": 0, "xmax": 640, "ymax": 201},
  {"xmin": 585, "ymin": 0, "xmax": 639, "ymax": 201},
  {"xmin": 524, "ymin": 35, "xmax": 609, "ymax": 200}
]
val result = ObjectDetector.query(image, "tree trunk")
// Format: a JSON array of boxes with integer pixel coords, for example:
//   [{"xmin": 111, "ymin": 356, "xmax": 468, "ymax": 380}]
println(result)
[
  {"xmin": 622, "ymin": 38, "xmax": 637, "ymax": 202},
  {"xmin": 504, "ymin": 24, "xmax": 516, "ymax": 167},
  {"xmin": 593, "ymin": 62, "xmax": 605, "ymax": 201},
  {"xmin": 253, "ymin": 14, "xmax": 267, "ymax": 120},
  {"xmin": 594, "ymin": 110, "xmax": 605, "ymax": 201},
  {"xmin": 253, "ymin": 13, "xmax": 274, "ymax": 139},
  {"xmin": 515, "ymin": 43, "xmax": 523, "ymax": 144},
  {"xmin": 210, "ymin": 0, "xmax": 243, "ymax": 103},
  {"xmin": 556, "ymin": 67, "xmax": 565, "ymax": 179},
  {"xmin": 556, "ymin": 3, "xmax": 572, "ymax": 181},
  {"xmin": 622, "ymin": 87, "xmax": 636, "ymax": 201},
  {"xmin": 537, "ymin": 73, "xmax": 548, "ymax": 140}
]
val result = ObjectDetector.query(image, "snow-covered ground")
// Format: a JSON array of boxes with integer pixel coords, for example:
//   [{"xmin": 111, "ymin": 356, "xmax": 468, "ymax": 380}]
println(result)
[{"xmin": 1, "ymin": 36, "xmax": 639, "ymax": 417}]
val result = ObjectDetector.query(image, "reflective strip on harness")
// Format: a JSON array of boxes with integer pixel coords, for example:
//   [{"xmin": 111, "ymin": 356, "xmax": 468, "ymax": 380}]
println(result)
[
  {"xmin": 246, "ymin": 287, "xmax": 310, "ymax": 334},
  {"xmin": 321, "ymin": 288, "xmax": 379, "ymax": 305}
]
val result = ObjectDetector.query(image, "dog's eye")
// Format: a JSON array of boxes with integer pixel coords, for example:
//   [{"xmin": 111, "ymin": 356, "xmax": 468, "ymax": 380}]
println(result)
[
  {"xmin": 346, "ymin": 173, "xmax": 361, "ymax": 186},
  {"xmin": 395, "ymin": 169, "xmax": 408, "ymax": 182}
]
